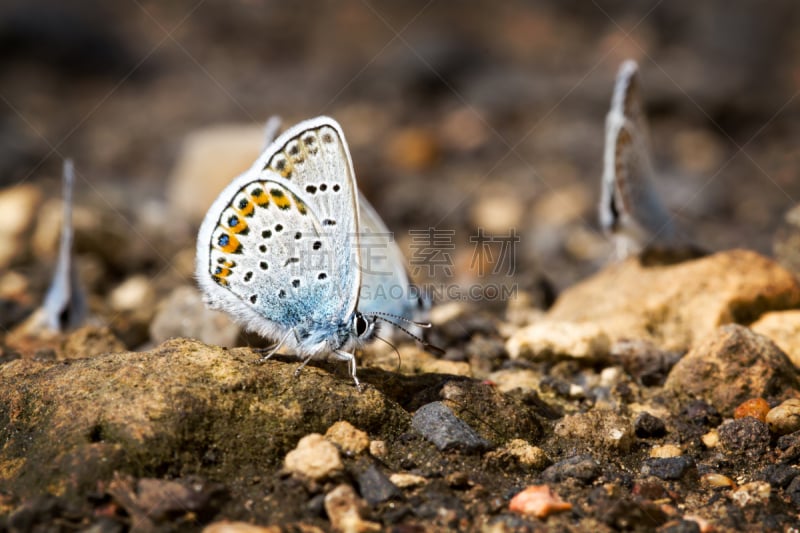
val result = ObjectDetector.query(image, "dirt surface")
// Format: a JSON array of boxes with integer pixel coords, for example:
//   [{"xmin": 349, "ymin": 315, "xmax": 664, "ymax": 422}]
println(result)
[{"xmin": 2, "ymin": 1, "xmax": 800, "ymax": 531}]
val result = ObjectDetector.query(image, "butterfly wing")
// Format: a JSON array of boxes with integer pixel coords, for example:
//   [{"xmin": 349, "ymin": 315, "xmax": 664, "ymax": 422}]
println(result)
[
  {"xmin": 196, "ymin": 117, "xmax": 361, "ymax": 350},
  {"xmin": 42, "ymin": 159, "xmax": 87, "ymax": 331},
  {"xmin": 357, "ymin": 193, "xmax": 426, "ymax": 321},
  {"xmin": 600, "ymin": 60, "xmax": 675, "ymax": 250}
]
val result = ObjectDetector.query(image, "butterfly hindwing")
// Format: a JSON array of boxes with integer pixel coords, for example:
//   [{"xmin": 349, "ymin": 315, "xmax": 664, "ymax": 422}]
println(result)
[{"xmin": 357, "ymin": 193, "xmax": 425, "ymax": 321}]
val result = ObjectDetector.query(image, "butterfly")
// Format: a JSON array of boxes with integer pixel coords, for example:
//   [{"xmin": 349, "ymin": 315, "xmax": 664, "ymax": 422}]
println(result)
[
  {"xmin": 21, "ymin": 159, "xmax": 87, "ymax": 336},
  {"xmin": 196, "ymin": 116, "xmax": 433, "ymax": 390},
  {"xmin": 599, "ymin": 59, "xmax": 678, "ymax": 259}
]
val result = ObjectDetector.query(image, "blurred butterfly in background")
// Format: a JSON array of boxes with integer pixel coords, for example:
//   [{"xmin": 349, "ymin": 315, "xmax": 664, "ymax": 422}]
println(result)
[
  {"xmin": 599, "ymin": 60, "xmax": 679, "ymax": 259},
  {"xmin": 20, "ymin": 159, "xmax": 88, "ymax": 336},
  {"xmin": 196, "ymin": 116, "xmax": 435, "ymax": 390}
]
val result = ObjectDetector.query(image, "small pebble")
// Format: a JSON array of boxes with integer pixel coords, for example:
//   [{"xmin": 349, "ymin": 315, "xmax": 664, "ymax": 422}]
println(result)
[
  {"xmin": 508, "ymin": 485, "xmax": 572, "ymax": 519},
  {"xmin": 541, "ymin": 455, "xmax": 600, "ymax": 484},
  {"xmin": 411, "ymin": 402, "xmax": 491, "ymax": 452},
  {"xmin": 150, "ymin": 286, "xmax": 239, "ymax": 347},
  {"xmin": 445, "ymin": 472, "xmax": 470, "ymax": 489},
  {"xmin": 284, "ymin": 434, "xmax": 343, "ymax": 481},
  {"xmin": 354, "ymin": 464, "xmax": 400, "ymax": 505},
  {"xmin": 635, "ymin": 412, "xmax": 668, "ymax": 438},
  {"xmin": 490, "ymin": 439, "xmax": 550, "ymax": 469},
  {"xmin": 388, "ymin": 473, "xmax": 427, "ymax": 489},
  {"xmin": 368, "ymin": 440, "xmax": 388, "ymax": 460},
  {"xmin": 765, "ymin": 398, "xmax": 800, "ymax": 435},
  {"xmin": 733, "ymin": 398, "xmax": 770, "ymax": 422},
  {"xmin": 641, "ymin": 456, "xmax": 695, "ymax": 481},
  {"xmin": 701, "ymin": 430, "xmax": 720, "ymax": 449},
  {"xmin": 700, "ymin": 473, "xmax": 736, "ymax": 489},
  {"xmin": 325, "ymin": 421, "xmax": 370, "ymax": 456},
  {"xmin": 650, "ymin": 444, "xmax": 682, "ymax": 458},
  {"xmin": 324, "ymin": 484, "xmax": 381, "ymax": 532},
  {"xmin": 718, "ymin": 417, "xmax": 770, "ymax": 458},
  {"xmin": 109, "ymin": 275, "xmax": 156, "ymax": 312},
  {"xmin": 682, "ymin": 515, "xmax": 714, "ymax": 533},
  {"xmin": 731, "ymin": 481, "xmax": 770, "ymax": 507}
]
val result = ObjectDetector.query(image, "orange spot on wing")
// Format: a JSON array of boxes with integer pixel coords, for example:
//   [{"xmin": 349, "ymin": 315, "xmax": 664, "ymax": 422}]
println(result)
[
  {"xmin": 251, "ymin": 188, "xmax": 269, "ymax": 207},
  {"xmin": 236, "ymin": 200, "xmax": 255, "ymax": 218}
]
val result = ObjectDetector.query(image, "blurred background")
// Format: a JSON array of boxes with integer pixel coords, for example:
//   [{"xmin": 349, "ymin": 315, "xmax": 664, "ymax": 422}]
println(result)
[{"xmin": 1, "ymin": 0, "xmax": 799, "ymax": 328}]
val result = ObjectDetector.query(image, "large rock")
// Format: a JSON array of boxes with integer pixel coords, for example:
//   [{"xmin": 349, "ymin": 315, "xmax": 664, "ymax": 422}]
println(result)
[
  {"xmin": 0, "ymin": 339, "xmax": 410, "ymax": 500},
  {"xmin": 664, "ymin": 325, "xmax": 800, "ymax": 416},
  {"xmin": 528, "ymin": 250, "xmax": 800, "ymax": 356},
  {"xmin": 750, "ymin": 310, "xmax": 800, "ymax": 368}
]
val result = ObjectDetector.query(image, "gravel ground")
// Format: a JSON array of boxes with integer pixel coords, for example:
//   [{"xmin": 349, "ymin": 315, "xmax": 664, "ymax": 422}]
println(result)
[{"xmin": 1, "ymin": 1, "xmax": 800, "ymax": 531}]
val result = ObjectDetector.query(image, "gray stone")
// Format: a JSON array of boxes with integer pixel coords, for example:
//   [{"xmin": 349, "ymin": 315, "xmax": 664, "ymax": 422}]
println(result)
[{"xmin": 411, "ymin": 401, "xmax": 491, "ymax": 452}]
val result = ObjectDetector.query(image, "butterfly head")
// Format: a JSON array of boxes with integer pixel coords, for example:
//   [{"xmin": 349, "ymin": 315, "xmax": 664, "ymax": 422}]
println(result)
[{"xmin": 352, "ymin": 311, "xmax": 378, "ymax": 342}]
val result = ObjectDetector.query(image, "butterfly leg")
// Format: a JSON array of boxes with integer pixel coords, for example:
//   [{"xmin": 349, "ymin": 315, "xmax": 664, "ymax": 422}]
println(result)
[
  {"xmin": 335, "ymin": 350, "xmax": 362, "ymax": 392},
  {"xmin": 292, "ymin": 353, "xmax": 316, "ymax": 377},
  {"xmin": 257, "ymin": 329, "xmax": 294, "ymax": 363}
]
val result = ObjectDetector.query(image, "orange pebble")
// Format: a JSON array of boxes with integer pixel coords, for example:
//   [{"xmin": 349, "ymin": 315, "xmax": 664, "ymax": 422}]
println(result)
[
  {"xmin": 733, "ymin": 398, "xmax": 770, "ymax": 422},
  {"xmin": 509, "ymin": 485, "xmax": 572, "ymax": 519}
]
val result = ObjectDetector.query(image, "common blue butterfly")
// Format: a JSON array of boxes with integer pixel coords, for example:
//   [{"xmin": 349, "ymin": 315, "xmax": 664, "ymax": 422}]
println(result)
[
  {"xmin": 31, "ymin": 159, "xmax": 87, "ymax": 334},
  {"xmin": 196, "ymin": 116, "xmax": 432, "ymax": 389},
  {"xmin": 599, "ymin": 60, "xmax": 677, "ymax": 258}
]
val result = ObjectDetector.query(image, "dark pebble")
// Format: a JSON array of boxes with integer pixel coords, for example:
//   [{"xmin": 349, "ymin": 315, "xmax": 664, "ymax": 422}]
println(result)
[
  {"xmin": 411, "ymin": 401, "xmax": 491, "ymax": 452},
  {"xmin": 8, "ymin": 496, "xmax": 63, "ymax": 531},
  {"xmin": 777, "ymin": 430, "xmax": 800, "ymax": 464},
  {"xmin": 787, "ymin": 476, "xmax": 800, "ymax": 507},
  {"xmin": 641, "ymin": 456, "xmax": 695, "ymax": 481},
  {"xmin": 611, "ymin": 339, "xmax": 682, "ymax": 387},
  {"xmin": 632, "ymin": 479, "xmax": 671, "ymax": 501},
  {"xmin": 634, "ymin": 412, "xmax": 667, "ymax": 438},
  {"xmin": 355, "ymin": 464, "xmax": 401, "ymax": 505},
  {"xmin": 777, "ymin": 430, "xmax": 800, "ymax": 451},
  {"xmin": 682, "ymin": 400, "xmax": 721, "ymax": 428},
  {"xmin": 718, "ymin": 417, "xmax": 770, "ymax": 458},
  {"xmin": 306, "ymin": 494, "xmax": 326, "ymax": 517},
  {"xmin": 538, "ymin": 376, "xmax": 572, "ymax": 397},
  {"xmin": 759, "ymin": 464, "xmax": 798, "ymax": 489},
  {"xmin": 657, "ymin": 519, "xmax": 701, "ymax": 533},
  {"xmin": 541, "ymin": 454, "xmax": 600, "ymax": 484}
]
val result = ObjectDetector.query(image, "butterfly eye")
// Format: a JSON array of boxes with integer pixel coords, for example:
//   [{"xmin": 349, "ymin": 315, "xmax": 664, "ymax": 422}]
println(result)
[{"xmin": 355, "ymin": 314, "xmax": 369, "ymax": 337}]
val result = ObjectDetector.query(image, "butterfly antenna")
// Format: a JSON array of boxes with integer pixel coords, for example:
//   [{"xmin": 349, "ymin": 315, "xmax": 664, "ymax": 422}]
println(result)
[
  {"xmin": 374, "ymin": 334, "xmax": 402, "ymax": 373},
  {"xmin": 368, "ymin": 311, "xmax": 432, "ymax": 329},
  {"xmin": 369, "ymin": 314, "xmax": 445, "ymax": 356}
]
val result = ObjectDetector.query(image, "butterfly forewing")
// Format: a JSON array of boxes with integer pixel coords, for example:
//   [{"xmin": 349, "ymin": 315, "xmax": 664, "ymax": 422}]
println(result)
[{"xmin": 257, "ymin": 117, "xmax": 361, "ymax": 318}]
